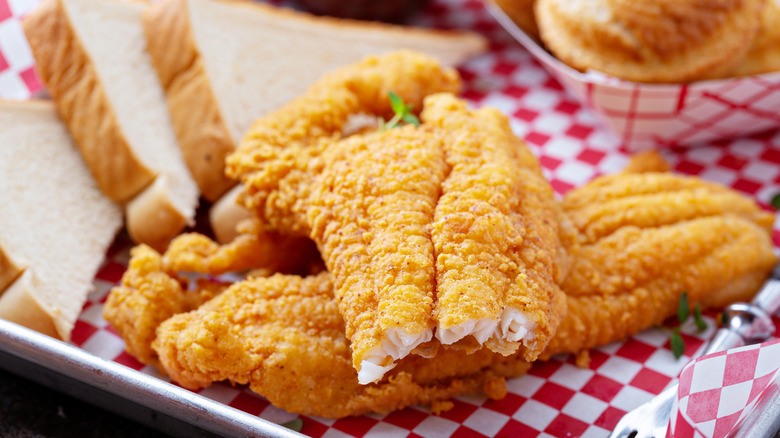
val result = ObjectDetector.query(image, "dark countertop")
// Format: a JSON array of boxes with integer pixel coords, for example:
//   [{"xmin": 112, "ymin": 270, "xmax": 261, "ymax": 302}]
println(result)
[{"xmin": 0, "ymin": 367, "xmax": 168, "ymax": 438}]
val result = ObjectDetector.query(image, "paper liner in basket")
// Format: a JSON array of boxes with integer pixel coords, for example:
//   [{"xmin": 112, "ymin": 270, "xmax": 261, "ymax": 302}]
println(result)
[
  {"xmin": 667, "ymin": 338, "xmax": 780, "ymax": 438},
  {"xmin": 486, "ymin": 1, "xmax": 780, "ymax": 152}
]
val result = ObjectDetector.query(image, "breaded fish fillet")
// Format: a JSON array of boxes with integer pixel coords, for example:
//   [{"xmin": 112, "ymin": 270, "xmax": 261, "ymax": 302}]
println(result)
[
  {"xmin": 102, "ymin": 245, "xmax": 222, "ymax": 366},
  {"xmin": 225, "ymin": 50, "xmax": 461, "ymax": 236},
  {"xmin": 162, "ymin": 219, "xmax": 320, "ymax": 276},
  {"xmin": 562, "ymin": 172, "xmax": 775, "ymax": 245},
  {"xmin": 133, "ymin": 267, "xmax": 531, "ymax": 418},
  {"xmin": 421, "ymin": 94, "xmax": 575, "ymax": 358},
  {"xmin": 543, "ymin": 167, "xmax": 777, "ymax": 358},
  {"xmin": 307, "ymin": 126, "xmax": 447, "ymax": 384}
]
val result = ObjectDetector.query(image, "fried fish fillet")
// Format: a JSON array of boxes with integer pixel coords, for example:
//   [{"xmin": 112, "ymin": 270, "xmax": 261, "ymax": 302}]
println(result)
[
  {"xmin": 543, "ymin": 168, "xmax": 777, "ymax": 358},
  {"xmin": 162, "ymin": 218, "xmax": 320, "ymax": 276},
  {"xmin": 421, "ymin": 94, "xmax": 575, "ymax": 358},
  {"xmin": 102, "ymin": 245, "xmax": 222, "ymax": 366},
  {"xmin": 307, "ymin": 126, "xmax": 447, "ymax": 384},
  {"xmin": 225, "ymin": 50, "xmax": 461, "ymax": 237},
  {"xmin": 153, "ymin": 272, "xmax": 531, "ymax": 418}
]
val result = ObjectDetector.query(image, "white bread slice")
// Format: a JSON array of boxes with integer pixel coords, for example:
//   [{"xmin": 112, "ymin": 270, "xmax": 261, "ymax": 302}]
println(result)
[
  {"xmin": 23, "ymin": 0, "xmax": 200, "ymax": 251},
  {"xmin": 0, "ymin": 101, "xmax": 122, "ymax": 340},
  {"xmin": 144, "ymin": 0, "xmax": 488, "ymax": 201}
]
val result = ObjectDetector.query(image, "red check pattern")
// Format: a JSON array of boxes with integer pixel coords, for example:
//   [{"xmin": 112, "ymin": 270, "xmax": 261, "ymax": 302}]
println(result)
[
  {"xmin": 3, "ymin": 0, "xmax": 780, "ymax": 436},
  {"xmin": 668, "ymin": 339, "xmax": 780, "ymax": 438}
]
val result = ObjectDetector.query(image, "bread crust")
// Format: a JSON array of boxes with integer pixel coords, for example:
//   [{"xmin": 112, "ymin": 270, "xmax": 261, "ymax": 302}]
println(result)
[
  {"xmin": 144, "ymin": 0, "xmax": 236, "ymax": 201},
  {"xmin": 536, "ymin": 0, "xmax": 766, "ymax": 83},
  {"xmin": 144, "ymin": 0, "xmax": 487, "ymax": 202},
  {"xmin": 0, "ymin": 271, "xmax": 62, "ymax": 340},
  {"xmin": 208, "ymin": 185, "xmax": 253, "ymax": 244},
  {"xmin": 0, "ymin": 243, "xmax": 25, "ymax": 294},
  {"xmin": 125, "ymin": 177, "xmax": 189, "ymax": 252},
  {"xmin": 23, "ymin": 0, "xmax": 156, "ymax": 202},
  {"xmin": 733, "ymin": 0, "xmax": 780, "ymax": 76}
]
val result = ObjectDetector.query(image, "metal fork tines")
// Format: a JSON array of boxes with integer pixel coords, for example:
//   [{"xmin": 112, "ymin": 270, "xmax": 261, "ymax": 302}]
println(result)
[{"xmin": 610, "ymin": 385, "xmax": 677, "ymax": 438}]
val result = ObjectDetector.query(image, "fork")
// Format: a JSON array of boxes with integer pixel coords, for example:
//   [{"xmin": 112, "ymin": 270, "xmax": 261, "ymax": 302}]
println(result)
[{"xmin": 609, "ymin": 265, "xmax": 780, "ymax": 438}]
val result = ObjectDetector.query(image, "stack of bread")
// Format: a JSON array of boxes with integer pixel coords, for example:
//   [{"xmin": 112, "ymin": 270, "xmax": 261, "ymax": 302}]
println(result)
[
  {"xmin": 494, "ymin": 0, "xmax": 780, "ymax": 82},
  {"xmin": 9, "ymin": 0, "xmax": 487, "ymax": 342}
]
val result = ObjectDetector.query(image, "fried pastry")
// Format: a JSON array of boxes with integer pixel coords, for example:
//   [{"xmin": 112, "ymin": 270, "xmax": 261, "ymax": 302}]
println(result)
[
  {"xmin": 733, "ymin": 0, "xmax": 780, "ymax": 76},
  {"xmin": 492, "ymin": 0, "xmax": 539, "ymax": 39},
  {"xmin": 536, "ymin": 0, "xmax": 766, "ymax": 82}
]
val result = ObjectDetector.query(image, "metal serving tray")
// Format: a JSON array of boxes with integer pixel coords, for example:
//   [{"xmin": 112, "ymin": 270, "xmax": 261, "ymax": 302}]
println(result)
[{"xmin": 0, "ymin": 318, "xmax": 301, "ymax": 438}]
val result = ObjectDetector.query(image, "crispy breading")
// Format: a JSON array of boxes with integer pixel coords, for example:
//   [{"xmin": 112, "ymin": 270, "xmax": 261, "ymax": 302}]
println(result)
[
  {"xmin": 225, "ymin": 50, "xmax": 461, "ymax": 236},
  {"xmin": 152, "ymin": 272, "xmax": 531, "ymax": 418},
  {"xmin": 421, "ymin": 94, "xmax": 575, "ymax": 359},
  {"xmin": 307, "ymin": 126, "xmax": 447, "ymax": 384},
  {"xmin": 561, "ymin": 172, "xmax": 775, "ymax": 245},
  {"xmin": 163, "ymin": 219, "xmax": 320, "ymax": 276},
  {"xmin": 543, "ymin": 166, "xmax": 778, "ymax": 358},
  {"xmin": 102, "ymin": 245, "xmax": 221, "ymax": 366}
]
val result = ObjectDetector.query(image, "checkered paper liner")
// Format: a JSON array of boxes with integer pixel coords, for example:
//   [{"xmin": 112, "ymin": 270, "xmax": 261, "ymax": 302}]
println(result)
[
  {"xmin": 486, "ymin": 2, "xmax": 780, "ymax": 152},
  {"xmin": 3, "ymin": 0, "xmax": 780, "ymax": 436},
  {"xmin": 668, "ymin": 339, "xmax": 780, "ymax": 438}
]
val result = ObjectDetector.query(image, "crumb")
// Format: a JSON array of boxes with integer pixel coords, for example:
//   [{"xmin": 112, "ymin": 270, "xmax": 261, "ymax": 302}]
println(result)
[
  {"xmin": 483, "ymin": 375, "xmax": 508, "ymax": 400},
  {"xmin": 431, "ymin": 400, "xmax": 454, "ymax": 415},
  {"xmin": 575, "ymin": 350, "xmax": 591, "ymax": 369}
]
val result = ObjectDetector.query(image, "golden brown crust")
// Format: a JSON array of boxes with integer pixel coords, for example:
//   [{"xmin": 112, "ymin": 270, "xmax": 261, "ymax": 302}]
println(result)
[
  {"xmin": 143, "ymin": 0, "xmax": 236, "ymax": 201},
  {"xmin": 733, "ymin": 0, "xmax": 780, "ymax": 76},
  {"xmin": 544, "ymin": 216, "xmax": 777, "ymax": 357},
  {"xmin": 23, "ymin": 0, "xmax": 155, "ymax": 202},
  {"xmin": 163, "ymin": 221, "xmax": 320, "ymax": 276},
  {"xmin": 103, "ymin": 245, "xmax": 220, "ymax": 366},
  {"xmin": 422, "ymin": 94, "xmax": 573, "ymax": 360},
  {"xmin": 150, "ymin": 270, "xmax": 531, "ymax": 418},
  {"xmin": 492, "ymin": 0, "xmax": 539, "ymax": 39},
  {"xmin": 562, "ymin": 172, "xmax": 775, "ymax": 244},
  {"xmin": 307, "ymin": 126, "xmax": 445, "ymax": 374},
  {"xmin": 536, "ymin": 0, "xmax": 766, "ymax": 82},
  {"xmin": 226, "ymin": 50, "xmax": 462, "ymax": 236}
]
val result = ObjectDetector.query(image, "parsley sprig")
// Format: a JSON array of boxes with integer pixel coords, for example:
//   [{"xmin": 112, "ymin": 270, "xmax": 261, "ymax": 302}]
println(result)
[
  {"xmin": 282, "ymin": 418, "xmax": 303, "ymax": 432},
  {"xmin": 771, "ymin": 192, "xmax": 780, "ymax": 210},
  {"xmin": 669, "ymin": 291, "xmax": 708, "ymax": 359},
  {"xmin": 379, "ymin": 91, "xmax": 420, "ymax": 131}
]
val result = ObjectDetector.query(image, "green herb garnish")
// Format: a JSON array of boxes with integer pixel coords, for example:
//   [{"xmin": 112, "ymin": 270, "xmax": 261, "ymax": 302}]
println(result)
[
  {"xmin": 670, "ymin": 330, "xmax": 685, "ymax": 360},
  {"xmin": 668, "ymin": 291, "xmax": 707, "ymax": 359},
  {"xmin": 771, "ymin": 192, "xmax": 780, "ymax": 210},
  {"xmin": 282, "ymin": 418, "xmax": 303, "ymax": 432},
  {"xmin": 693, "ymin": 303, "xmax": 707, "ymax": 331},
  {"xmin": 379, "ymin": 91, "xmax": 420, "ymax": 131}
]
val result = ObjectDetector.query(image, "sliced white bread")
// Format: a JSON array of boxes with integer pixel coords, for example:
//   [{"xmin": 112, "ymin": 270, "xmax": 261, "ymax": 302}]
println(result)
[
  {"xmin": 23, "ymin": 0, "xmax": 200, "ymax": 251},
  {"xmin": 144, "ymin": 0, "xmax": 488, "ymax": 202},
  {"xmin": 0, "ymin": 101, "xmax": 122, "ymax": 340}
]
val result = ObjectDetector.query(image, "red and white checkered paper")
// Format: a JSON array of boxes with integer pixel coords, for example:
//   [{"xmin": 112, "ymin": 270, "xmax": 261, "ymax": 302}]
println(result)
[
  {"xmin": 3, "ymin": 0, "xmax": 780, "ymax": 436},
  {"xmin": 668, "ymin": 339, "xmax": 780, "ymax": 438}
]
